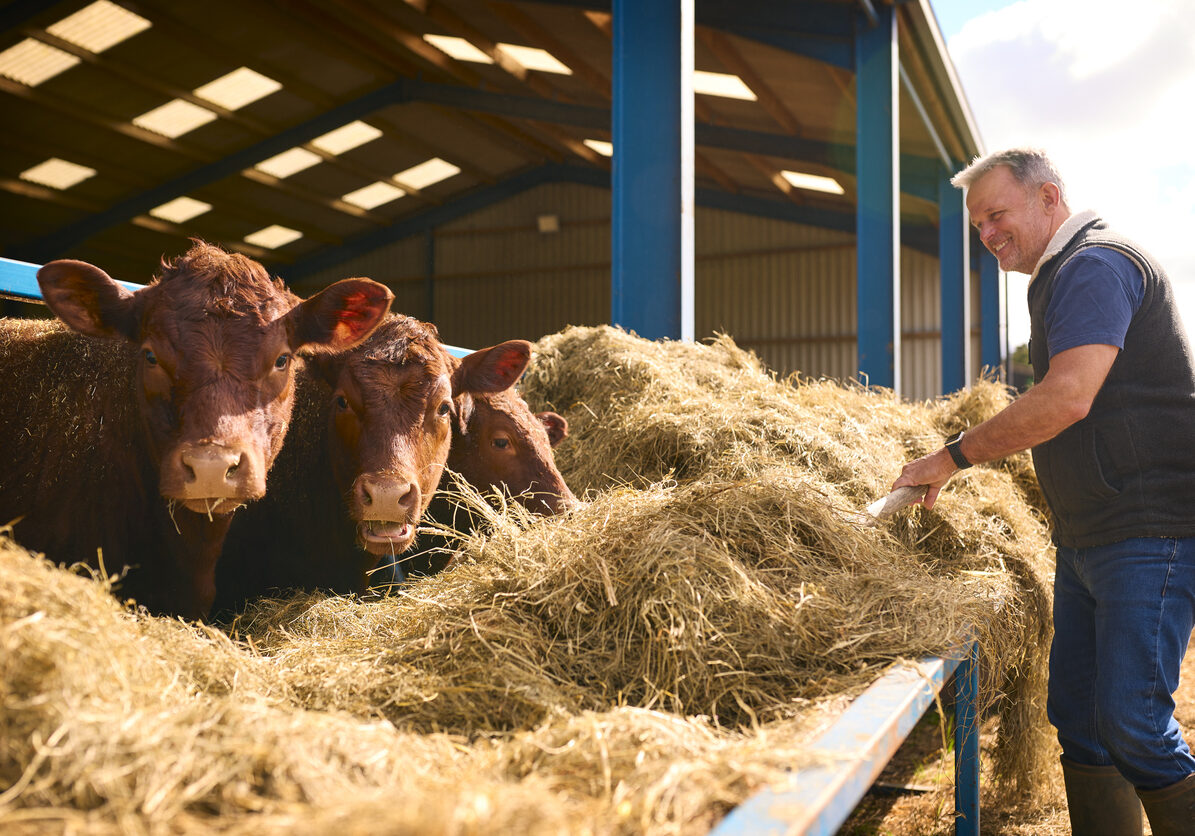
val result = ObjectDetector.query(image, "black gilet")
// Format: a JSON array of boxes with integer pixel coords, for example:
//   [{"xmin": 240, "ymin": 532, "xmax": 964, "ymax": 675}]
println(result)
[{"xmin": 1028, "ymin": 216, "xmax": 1195, "ymax": 548}]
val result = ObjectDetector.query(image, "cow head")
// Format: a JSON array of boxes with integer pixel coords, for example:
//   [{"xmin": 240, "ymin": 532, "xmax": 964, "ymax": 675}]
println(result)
[
  {"xmin": 37, "ymin": 242, "xmax": 393, "ymax": 516},
  {"xmin": 450, "ymin": 380, "xmax": 578, "ymax": 517},
  {"xmin": 307, "ymin": 319, "xmax": 532, "ymax": 561}
]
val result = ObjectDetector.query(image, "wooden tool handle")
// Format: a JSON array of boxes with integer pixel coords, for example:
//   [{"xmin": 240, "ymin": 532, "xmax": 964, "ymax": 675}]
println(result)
[{"xmin": 865, "ymin": 485, "xmax": 928, "ymax": 520}]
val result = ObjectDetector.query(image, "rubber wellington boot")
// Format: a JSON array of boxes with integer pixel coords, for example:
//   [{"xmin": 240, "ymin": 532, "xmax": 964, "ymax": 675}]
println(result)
[
  {"xmin": 1060, "ymin": 756, "xmax": 1143, "ymax": 836},
  {"xmin": 1137, "ymin": 773, "xmax": 1195, "ymax": 836}
]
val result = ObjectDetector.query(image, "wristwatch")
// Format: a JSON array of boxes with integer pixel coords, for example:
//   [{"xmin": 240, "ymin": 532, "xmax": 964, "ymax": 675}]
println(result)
[{"xmin": 945, "ymin": 431, "xmax": 973, "ymax": 470}]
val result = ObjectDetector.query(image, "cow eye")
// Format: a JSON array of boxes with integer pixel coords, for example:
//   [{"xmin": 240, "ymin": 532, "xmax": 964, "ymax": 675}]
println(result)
[
  {"xmin": 437, "ymin": 400, "xmax": 452, "ymax": 417},
  {"xmin": 492, "ymin": 437, "xmax": 510, "ymax": 450},
  {"xmin": 335, "ymin": 394, "xmax": 349, "ymax": 410},
  {"xmin": 273, "ymin": 353, "xmax": 291, "ymax": 371},
  {"xmin": 143, "ymin": 348, "xmax": 158, "ymax": 366}
]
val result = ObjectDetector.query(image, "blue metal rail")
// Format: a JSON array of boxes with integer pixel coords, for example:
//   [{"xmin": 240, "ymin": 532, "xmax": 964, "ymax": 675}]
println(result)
[
  {"xmin": 2, "ymin": 254, "xmax": 980, "ymax": 833},
  {"xmin": 0, "ymin": 257, "xmax": 471, "ymax": 359},
  {"xmin": 712, "ymin": 642, "xmax": 980, "ymax": 835}
]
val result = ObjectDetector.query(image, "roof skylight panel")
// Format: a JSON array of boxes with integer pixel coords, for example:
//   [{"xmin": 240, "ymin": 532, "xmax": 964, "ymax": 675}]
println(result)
[
  {"xmin": 46, "ymin": 0, "xmax": 151, "ymax": 54},
  {"xmin": 20, "ymin": 158, "xmax": 96, "ymax": 189},
  {"xmin": 194, "ymin": 67, "xmax": 282, "ymax": 111},
  {"xmin": 149, "ymin": 196, "xmax": 212, "ymax": 223},
  {"xmin": 780, "ymin": 170, "xmax": 845, "ymax": 195},
  {"xmin": 244, "ymin": 225, "xmax": 302, "ymax": 249},
  {"xmin": 0, "ymin": 39, "xmax": 80, "ymax": 86},
  {"xmin": 583, "ymin": 139, "xmax": 613, "ymax": 157},
  {"xmin": 132, "ymin": 98, "xmax": 219, "ymax": 138},
  {"xmin": 494, "ymin": 43, "xmax": 571, "ymax": 75},
  {"xmin": 342, "ymin": 182, "xmax": 405, "ymax": 211},
  {"xmin": 310, "ymin": 121, "xmax": 383, "ymax": 156},
  {"xmin": 394, "ymin": 158, "xmax": 460, "ymax": 191},
  {"xmin": 423, "ymin": 34, "xmax": 493, "ymax": 64},
  {"xmin": 693, "ymin": 71, "xmax": 756, "ymax": 101},
  {"xmin": 255, "ymin": 147, "xmax": 323, "ymax": 178}
]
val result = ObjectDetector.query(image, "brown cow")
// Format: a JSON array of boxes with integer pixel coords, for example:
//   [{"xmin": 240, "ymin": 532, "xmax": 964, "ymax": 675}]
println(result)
[
  {"xmin": 391, "ymin": 382, "xmax": 578, "ymax": 581},
  {"xmin": 211, "ymin": 316, "xmax": 531, "ymax": 615},
  {"xmin": 0, "ymin": 242, "xmax": 392, "ymax": 619}
]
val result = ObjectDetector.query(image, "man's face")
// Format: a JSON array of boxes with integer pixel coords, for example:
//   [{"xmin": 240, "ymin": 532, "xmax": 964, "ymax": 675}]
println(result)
[{"xmin": 966, "ymin": 165, "xmax": 1061, "ymax": 275}]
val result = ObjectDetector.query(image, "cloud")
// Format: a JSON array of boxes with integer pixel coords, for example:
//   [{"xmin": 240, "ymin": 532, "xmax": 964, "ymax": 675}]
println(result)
[{"xmin": 947, "ymin": 0, "xmax": 1195, "ymax": 345}]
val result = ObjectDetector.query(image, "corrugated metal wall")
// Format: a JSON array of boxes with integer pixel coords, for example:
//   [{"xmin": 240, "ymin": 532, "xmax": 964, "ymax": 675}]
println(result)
[{"xmin": 298, "ymin": 182, "xmax": 980, "ymax": 399}]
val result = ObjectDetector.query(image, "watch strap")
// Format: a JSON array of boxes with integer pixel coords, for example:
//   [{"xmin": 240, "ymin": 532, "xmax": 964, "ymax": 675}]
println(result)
[{"xmin": 945, "ymin": 431, "xmax": 973, "ymax": 470}]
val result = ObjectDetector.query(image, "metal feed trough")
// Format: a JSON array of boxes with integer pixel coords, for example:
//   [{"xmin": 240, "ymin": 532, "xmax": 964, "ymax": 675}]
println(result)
[{"xmin": 0, "ymin": 254, "xmax": 981, "ymax": 835}]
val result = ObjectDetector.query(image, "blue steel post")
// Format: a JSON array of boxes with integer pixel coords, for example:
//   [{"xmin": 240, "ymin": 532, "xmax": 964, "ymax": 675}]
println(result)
[
  {"xmin": 611, "ymin": 0, "xmax": 686, "ymax": 340},
  {"xmin": 854, "ymin": 5, "xmax": 900, "ymax": 391},
  {"xmin": 954, "ymin": 641, "xmax": 981, "ymax": 836},
  {"xmin": 979, "ymin": 248, "xmax": 1003, "ymax": 376},
  {"xmin": 939, "ymin": 174, "xmax": 970, "ymax": 393}
]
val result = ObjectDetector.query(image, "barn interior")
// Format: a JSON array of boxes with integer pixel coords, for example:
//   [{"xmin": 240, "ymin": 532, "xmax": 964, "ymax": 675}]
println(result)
[{"xmin": 1, "ymin": 0, "xmax": 994, "ymax": 400}]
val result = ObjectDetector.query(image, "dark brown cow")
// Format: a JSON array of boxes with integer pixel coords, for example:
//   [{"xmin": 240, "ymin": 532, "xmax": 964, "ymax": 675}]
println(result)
[
  {"xmin": 0, "ymin": 242, "xmax": 392, "ymax": 619},
  {"xmin": 211, "ymin": 316, "xmax": 531, "ymax": 614},
  {"xmin": 392, "ymin": 381, "xmax": 578, "ymax": 581}
]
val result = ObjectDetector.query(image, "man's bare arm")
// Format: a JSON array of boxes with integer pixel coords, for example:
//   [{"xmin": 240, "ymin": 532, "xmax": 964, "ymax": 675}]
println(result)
[{"xmin": 892, "ymin": 343, "xmax": 1120, "ymax": 508}]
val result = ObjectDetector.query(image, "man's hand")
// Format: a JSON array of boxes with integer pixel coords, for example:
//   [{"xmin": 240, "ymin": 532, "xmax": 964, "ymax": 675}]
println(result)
[{"xmin": 892, "ymin": 448, "xmax": 958, "ymax": 510}]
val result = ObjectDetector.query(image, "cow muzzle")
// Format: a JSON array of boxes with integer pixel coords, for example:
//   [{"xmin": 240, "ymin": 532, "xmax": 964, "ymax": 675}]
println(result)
[
  {"xmin": 353, "ymin": 473, "xmax": 421, "ymax": 555},
  {"xmin": 165, "ymin": 442, "xmax": 266, "ymax": 514}
]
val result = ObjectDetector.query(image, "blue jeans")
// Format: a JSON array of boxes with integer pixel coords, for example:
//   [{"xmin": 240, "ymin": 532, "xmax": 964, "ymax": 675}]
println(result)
[{"xmin": 1048, "ymin": 536, "xmax": 1195, "ymax": 789}]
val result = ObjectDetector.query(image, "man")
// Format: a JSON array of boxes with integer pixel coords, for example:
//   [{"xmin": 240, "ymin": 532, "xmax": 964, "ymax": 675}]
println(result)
[{"xmin": 893, "ymin": 148, "xmax": 1195, "ymax": 835}]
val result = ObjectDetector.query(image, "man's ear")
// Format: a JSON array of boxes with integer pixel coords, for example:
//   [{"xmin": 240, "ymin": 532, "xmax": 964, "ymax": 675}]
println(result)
[
  {"xmin": 38, "ymin": 259, "xmax": 144, "ymax": 341},
  {"xmin": 1040, "ymin": 182, "xmax": 1062, "ymax": 212}
]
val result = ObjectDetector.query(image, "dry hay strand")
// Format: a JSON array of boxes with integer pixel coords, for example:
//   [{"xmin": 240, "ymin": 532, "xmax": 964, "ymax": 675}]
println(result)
[
  {"xmin": 0, "ymin": 539, "xmax": 472, "ymax": 834},
  {"xmin": 520, "ymin": 326, "xmax": 935, "ymax": 499},
  {"xmin": 519, "ymin": 326, "xmax": 1054, "ymax": 785},
  {"xmin": 2, "ymin": 324, "xmax": 1058, "ymax": 832},
  {"xmin": 233, "ymin": 471, "xmax": 993, "ymax": 730}
]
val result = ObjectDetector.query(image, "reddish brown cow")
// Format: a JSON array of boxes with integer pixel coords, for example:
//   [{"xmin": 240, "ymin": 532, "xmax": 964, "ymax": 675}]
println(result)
[
  {"xmin": 447, "ymin": 388, "xmax": 577, "ymax": 515},
  {"xmin": 0, "ymin": 242, "xmax": 392, "ymax": 619},
  {"xmin": 211, "ymin": 316, "xmax": 531, "ymax": 614},
  {"xmin": 392, "ymin": 382, "xmax": 578, "ymax": 581}
]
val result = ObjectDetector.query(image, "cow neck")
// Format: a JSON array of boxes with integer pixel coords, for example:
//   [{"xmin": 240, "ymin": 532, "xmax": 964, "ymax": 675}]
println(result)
[{"xmin": 153, "ymin": 504, "xmax": 236, "ymax": 620}]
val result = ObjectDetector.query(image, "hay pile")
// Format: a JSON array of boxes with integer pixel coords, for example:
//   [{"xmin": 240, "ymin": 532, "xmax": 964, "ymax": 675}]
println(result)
[{"xmin": 0, "ymin": 325, "xmax": 1055, "ymax": 833}]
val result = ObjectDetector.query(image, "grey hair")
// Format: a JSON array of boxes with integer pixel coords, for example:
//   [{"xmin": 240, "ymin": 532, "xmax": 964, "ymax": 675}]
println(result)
[{"xmin": 950, "ymin": 147, "xmax": 1067, "ymax": 203}]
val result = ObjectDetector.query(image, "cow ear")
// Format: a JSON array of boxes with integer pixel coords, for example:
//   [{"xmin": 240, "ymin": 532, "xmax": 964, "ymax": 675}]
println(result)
[
  {"xmin": 286, "ymin": 278, "xmax": 393, "ymax": 354},
  {"xmin": 454, "ymin": 393, "xmax": 475, "ymax": 435},
  {"xmin": 537, "ymin": 411, "xmax": 569, "ymax": 447},
  {"xmin": 302, "ymin": 352, "xmax": 344, "ymax": 389},
  {"xmin": 38, "ymin": 259, "xmax": 143, "ymax": 341},
  {"xmin": 452, "ymin": 340, "xmax": 531, "ymax": 395}
]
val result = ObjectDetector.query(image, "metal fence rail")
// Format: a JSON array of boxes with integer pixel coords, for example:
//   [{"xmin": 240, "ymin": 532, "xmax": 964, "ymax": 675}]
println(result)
[
  {"xmin": 712, "ymin": 642, "xmax": 980, "ymax": 835},
  {"xmin": 1, "ymin": 254, "xmax": 982, "ymax": 835},
  {"xmin": 0, "ymin": 257, "xmax": 472, "ymax": 358}
]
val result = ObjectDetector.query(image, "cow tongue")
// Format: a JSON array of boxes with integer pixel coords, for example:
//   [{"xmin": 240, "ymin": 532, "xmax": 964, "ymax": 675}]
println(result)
[{"xmin": 360, "ymin": 520, "xmax": 413, "ymax": 551}]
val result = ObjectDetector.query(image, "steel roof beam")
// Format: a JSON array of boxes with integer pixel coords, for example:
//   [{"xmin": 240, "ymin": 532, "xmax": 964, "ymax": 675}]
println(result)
[{"xmin": 16, "ymin": 76, "xmax": 942, "ymax": 261}]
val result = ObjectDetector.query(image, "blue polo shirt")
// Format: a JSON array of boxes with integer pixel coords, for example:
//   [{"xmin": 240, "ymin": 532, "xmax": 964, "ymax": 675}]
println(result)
[{"xmin": 1045, "ymin": 247, "xmax": 1145, "ymax": 358}]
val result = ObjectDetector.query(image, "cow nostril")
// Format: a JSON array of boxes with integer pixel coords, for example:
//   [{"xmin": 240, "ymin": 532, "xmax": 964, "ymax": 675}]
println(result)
[
  {"xmin": 183, "ymin": 464, "xmax": 196, "ymax": 483},
  {"xmin": 226, "ymin": 462, "xmax": 239, "ymax": 479}
]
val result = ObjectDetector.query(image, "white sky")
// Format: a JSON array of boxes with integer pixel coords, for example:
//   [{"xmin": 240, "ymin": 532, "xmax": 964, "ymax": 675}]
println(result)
[{"xmin": 933, "ymin": 0, "xmax": 1195, "ymax": 348}]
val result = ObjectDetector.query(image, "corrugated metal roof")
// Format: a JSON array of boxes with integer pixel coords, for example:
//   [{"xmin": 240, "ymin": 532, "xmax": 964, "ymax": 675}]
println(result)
[{"xmin": 0, "ymin": 0, "xmax": 982, "ymax": 285}]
